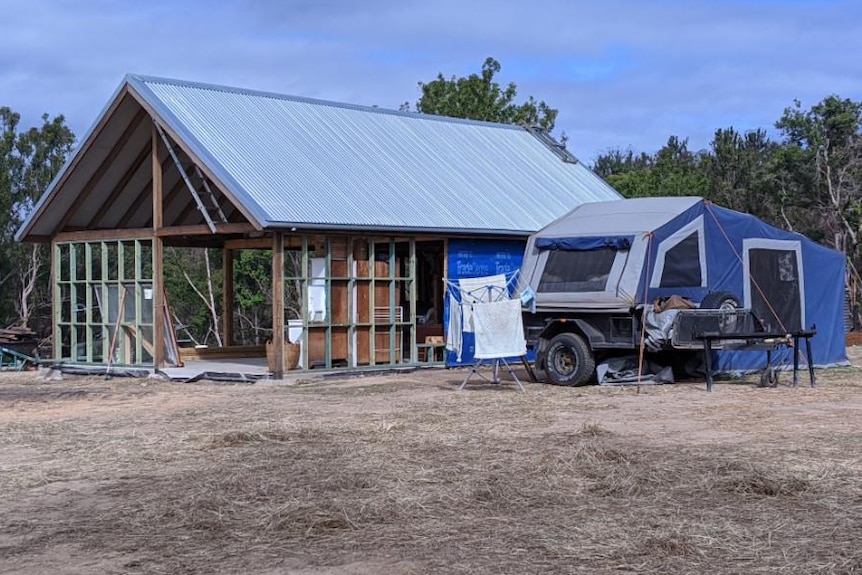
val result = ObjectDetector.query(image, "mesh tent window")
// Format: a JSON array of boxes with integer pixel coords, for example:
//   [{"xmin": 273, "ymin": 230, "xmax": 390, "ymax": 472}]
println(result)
[
  {"xmin": 538, "ymin": 249, "xmax": 616, "ymax": 293},
  {"xmin": 659, "ymin": 232, "xmax": 702, "ymax": 288}
]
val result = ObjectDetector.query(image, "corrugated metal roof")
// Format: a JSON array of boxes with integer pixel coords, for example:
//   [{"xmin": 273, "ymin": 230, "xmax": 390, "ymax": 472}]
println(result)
[{"xmin": 128, "ymin": 74, "xmax": 621, "ymax": 234}]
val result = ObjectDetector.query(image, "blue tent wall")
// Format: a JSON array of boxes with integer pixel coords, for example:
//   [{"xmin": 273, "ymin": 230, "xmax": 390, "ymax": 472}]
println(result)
[
  {"xmin": 636, "ymin": 201, "xmax": 847, "ymax": 370},
  {"xmin": 444, "ymin": 238, "xmax": 529, "ymax": 366}
]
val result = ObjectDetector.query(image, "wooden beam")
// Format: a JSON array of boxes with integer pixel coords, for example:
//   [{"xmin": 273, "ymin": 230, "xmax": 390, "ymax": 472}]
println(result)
[
  {"xmin": 51, "ymin": 242, "xmax": 58, "ymax": 362},
  {"xmin": 152, "ymin": 124, "xmax": 165, "ymax": 369},
  {"xmin": 222, "ymin": 248, "xmax": 234, "ymax": 347},
  {"xmin": 55, "ymin": 108, "xmax": 147, "ymax": 232},
  {"xmin": 143, "ymin": 164, "xmax": 193, "ymax": 228},
  {"xmin": 54, "ymin": 227, "xmax": 153, "ymax": 243},
  {"xmin": 151, "ymin": 159, "xmax": 246, "ymax": 229},
  {"xmin": 23, "ymin": 235, "xmax": 53, "ymax": 244},
  {"xmin": 272, "ymin": 231, "xmax": 285, "ymax": 379},
  {"xmin": 89, "ymin": 143, "xmax": 150, "ymax": 229},
  {"xmin": 179, "ymin": 344, "xmax": 265, "ymax": 361},
  {"xmin": 223, "ymin": 237, "xmax": 272, "ymax": 250},
  {"xmin": 154, "ymin": 222, "xmax": 255, "ymax": 237}
]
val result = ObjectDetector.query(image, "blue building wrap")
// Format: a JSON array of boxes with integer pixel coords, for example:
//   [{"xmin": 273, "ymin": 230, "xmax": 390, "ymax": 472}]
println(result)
[{"xmin": 444, "ymin": 238, "xmax": 534, "ymax": 366}]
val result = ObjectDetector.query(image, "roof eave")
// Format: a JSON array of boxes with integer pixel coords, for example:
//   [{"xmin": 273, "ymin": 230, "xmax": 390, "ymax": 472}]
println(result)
[
  {"xmin": 15, "ymin": 80, "xmax": 135, "ymax": 243},
  {"xmin": 261, "ymin": 220, "xmax": 533, "ymax": 237}
]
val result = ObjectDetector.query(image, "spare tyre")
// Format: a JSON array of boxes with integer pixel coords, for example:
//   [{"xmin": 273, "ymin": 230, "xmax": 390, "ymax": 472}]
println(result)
[
  {"xmin": 700, "ymin": 291, "xmax": 741, "ymax": 332},
  {"xmin": 700, "ymin": 291, "xmax": 741, "ymax": 310}
]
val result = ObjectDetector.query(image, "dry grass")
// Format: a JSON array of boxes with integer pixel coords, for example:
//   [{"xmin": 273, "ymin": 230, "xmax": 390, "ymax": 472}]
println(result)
[{"xmin": 2, "ymin": 357, "xmax": 862, "ymax": 574}]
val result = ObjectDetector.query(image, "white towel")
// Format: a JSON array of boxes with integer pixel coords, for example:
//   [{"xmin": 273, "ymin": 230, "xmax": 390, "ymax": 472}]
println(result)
[
  {"xmin": 472, "ymin": 299, "xmax": 527, "ymax": 359},
  {"xmin": 446, "ymin": 292, "xmax": 464, "ymax": 361}
]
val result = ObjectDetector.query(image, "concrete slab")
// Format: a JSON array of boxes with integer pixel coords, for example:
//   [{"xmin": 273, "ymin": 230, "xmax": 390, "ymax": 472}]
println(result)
[{"xmin": 160, "ymin": 357, "xmax": 270, "ymax": 383}]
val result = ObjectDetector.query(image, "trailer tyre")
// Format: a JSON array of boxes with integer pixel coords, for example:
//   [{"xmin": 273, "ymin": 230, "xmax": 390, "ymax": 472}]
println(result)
[
  {"xmin": 700, "ymin": 291, "xmax": 742, "ymax": 332},
  {"xmin": 700, "ymin": 291, "xmax": 741, "ymax": 310},
  {"xmin": 544, "ymin": 332, "xmax": 595, "ymax": 386}
]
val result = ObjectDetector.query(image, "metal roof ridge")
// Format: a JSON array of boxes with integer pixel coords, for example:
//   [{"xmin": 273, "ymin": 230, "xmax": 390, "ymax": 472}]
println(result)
[{"xmin": 126, "ymin": 73, "xmax": 527, "ymax": 132}]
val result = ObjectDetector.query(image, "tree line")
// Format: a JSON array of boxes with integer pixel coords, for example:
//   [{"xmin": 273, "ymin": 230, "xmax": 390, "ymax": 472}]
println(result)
[
  {"xmin": 593, "ymin": 96, "xmax": 862, "ymax": 281},
  {"xmin": 1, "ymin": 59, "xmax": 859, "ymax": 346}
]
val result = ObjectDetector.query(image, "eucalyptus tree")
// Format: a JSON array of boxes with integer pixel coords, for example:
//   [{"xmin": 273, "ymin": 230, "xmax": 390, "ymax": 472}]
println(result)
[{"xmin": 1, "ymin": 108, "xmax": 75, "ymax": 328}]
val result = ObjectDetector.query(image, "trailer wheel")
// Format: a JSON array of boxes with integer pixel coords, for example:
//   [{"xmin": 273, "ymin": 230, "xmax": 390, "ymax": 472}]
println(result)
[
  {"xmin": 759, "ymin": 366, "xmax": 779, "ymax": 388},
  {"xmin": 544, "ymin": 332, "xmax": 595, "ymax": 386}
]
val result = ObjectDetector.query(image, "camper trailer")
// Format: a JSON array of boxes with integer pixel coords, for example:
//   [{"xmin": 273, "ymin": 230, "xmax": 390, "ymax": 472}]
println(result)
[{"xmin": 519, "ymin": 197, "xmax": 847, "ymax": 385}]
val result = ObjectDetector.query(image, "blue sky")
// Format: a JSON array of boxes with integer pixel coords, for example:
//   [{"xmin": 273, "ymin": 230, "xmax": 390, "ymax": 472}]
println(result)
[{"xmin": 2, "ymin": 0, "xmax": 861, "ymax": 163}]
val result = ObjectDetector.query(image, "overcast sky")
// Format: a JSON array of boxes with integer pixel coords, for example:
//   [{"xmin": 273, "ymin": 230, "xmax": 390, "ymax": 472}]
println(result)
[{"xmin": 2, "ymin": 0, "xmax": 861, "ymax": 164}]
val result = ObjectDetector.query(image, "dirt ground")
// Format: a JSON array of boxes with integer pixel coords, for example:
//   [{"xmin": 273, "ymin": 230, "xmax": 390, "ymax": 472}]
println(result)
[{"xmin": 2, "ymin": 350, "xmax": 862, "ymax": 575}]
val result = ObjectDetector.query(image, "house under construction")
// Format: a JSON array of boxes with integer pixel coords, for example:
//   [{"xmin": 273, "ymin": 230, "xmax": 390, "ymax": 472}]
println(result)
[{"xmin": 16, "ymin": 75, "xmax": 621, "ymax": 379}]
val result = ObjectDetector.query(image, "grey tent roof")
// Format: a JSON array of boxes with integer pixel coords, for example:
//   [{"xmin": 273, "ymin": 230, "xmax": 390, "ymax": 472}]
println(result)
[
  {"xmin": 18, "ymin": 74, "xmax": 622, "ymax": 241},
  {"xmin": 535, "ymin": 196, "xmax": 702, "ymax": 237}
]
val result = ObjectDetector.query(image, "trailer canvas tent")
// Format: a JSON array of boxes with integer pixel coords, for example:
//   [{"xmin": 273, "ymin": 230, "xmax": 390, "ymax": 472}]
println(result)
[{"xmin": 520, "ymin": 196, "xmax": 847, "ymax": 371}]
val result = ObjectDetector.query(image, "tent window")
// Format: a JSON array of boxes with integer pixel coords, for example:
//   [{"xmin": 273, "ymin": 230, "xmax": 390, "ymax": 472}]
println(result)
[
  {"xmin": 538, "ymin": 249, "xmax": 616, "ymax": 293},
  {"xmin": 748, "ymin": 248, "xmax": 802, "ymax": 332},
  {"xmin": 660, "ymin": 232, "xmax": 701, "ymax": 288}
]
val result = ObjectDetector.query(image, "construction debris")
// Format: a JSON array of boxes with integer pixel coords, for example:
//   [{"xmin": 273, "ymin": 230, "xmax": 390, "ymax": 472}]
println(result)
[{"xmin": 0, "ymin": 327, "xmax": 41, "ymax": 370}]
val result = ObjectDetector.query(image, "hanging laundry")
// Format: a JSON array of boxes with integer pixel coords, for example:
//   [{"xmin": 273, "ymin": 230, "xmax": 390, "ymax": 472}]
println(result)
[
  {"xmin": 472, "ymin": 299, "xmax": 527, "ymax": 359},
  {"xmin": 446, "ymin": 291, "xmax": 464, "ymax": 361}
]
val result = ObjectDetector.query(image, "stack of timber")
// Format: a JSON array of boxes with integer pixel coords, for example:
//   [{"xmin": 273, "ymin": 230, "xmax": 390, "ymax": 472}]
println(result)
[{"xmin": 0, "ymin": 327, "xmax": 40, "ymax": 357}]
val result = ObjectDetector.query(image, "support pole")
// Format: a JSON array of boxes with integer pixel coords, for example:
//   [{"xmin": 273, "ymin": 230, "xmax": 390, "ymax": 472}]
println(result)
[
  {"xmin": 152, "ymin": 123, "xmax": 165, "ymax": 370},
  {"xmin": 51, "ymin": 242, "xmax": 59, "ymax": 362},
  {"xmin": 272, "ymin": 232, "xmax": 285, "ymax": 379},
  {"xmin": 222, "ymin": 248, "xmax": 234, "ymax": 346}
]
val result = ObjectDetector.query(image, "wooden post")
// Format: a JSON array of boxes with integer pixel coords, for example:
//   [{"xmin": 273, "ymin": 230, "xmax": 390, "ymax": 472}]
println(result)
[
  {"xmin": 51, "ymin": 241, "xmax": 59, "ymax": 362},
  {"xmin": 152, "ymin": 123, "xmax": 165, "ymax": 369},
  {"xmin": 272, "ymin": 232, "xmax": 285, "ymax": 379},
  {"xmin": 222, "ymin": 248, "xmax": 234, "ymax": 346}
]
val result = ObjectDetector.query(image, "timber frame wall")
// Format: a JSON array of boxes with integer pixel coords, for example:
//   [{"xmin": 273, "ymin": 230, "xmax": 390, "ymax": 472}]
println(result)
[
  {"xmin": 226, "ymin": 234, "xmax": 429, "ymax": 379},
  {"xmin": 53, "ymin": 238, "xmax": 155, "ymax": 365},
  {"xmin": 51, "ymin": 232, "xmax": 432, "ymax": 376}
]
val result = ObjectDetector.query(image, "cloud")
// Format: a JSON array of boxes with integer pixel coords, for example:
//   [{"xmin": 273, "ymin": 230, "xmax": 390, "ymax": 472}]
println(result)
[{"xmin": 1, "ymin": 0, "xmax": 860, "ymax": 163}]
